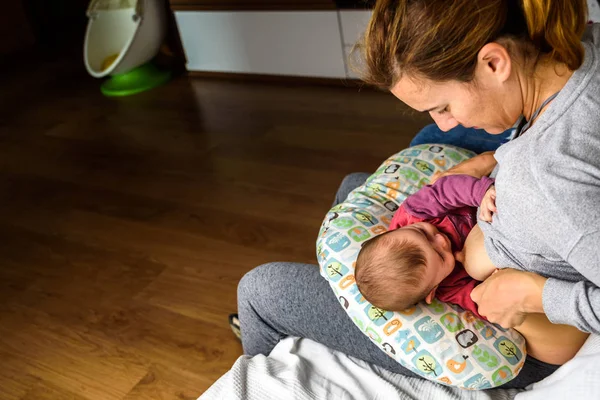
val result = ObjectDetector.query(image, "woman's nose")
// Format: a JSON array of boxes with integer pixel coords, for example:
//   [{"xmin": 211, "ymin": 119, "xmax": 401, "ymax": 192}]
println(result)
[{"xmin": 431, "ymin": 113, "xmax": 459, "ymax": 132}]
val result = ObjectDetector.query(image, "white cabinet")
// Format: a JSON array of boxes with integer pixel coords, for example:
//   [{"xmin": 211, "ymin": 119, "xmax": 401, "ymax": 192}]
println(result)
[
  {"xmin": 175, "ymin": 3, "xmax": 599, "ymax": 78},
  {"xmin": 339, "ymin": 10, "xmax": 372, "ymax": 79},
  {"xmin": 339, "ymin": 10, "xmax": 372, "ymax": 44},
  {"xmin": 175, "ymin": 11, "xmax": 347, "ymax": 78}
]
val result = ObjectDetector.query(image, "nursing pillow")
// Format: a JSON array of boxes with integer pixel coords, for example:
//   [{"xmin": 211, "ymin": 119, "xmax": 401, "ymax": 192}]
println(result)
[{"xmin": 317, "ymin": 144, "xmax": 526, "ymax": 389}]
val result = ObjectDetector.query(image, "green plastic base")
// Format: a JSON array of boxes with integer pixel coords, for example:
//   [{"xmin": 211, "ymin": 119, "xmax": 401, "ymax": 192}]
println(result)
[{"xmin": 101, "ymin": 63, "xmax": 171, "ymax": 97}]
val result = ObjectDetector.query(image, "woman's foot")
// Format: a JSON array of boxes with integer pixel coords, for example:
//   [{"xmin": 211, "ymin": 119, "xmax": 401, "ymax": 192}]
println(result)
[{"xmin": 229, "ymin": 313, "xmax": 241, "ymax": 341}]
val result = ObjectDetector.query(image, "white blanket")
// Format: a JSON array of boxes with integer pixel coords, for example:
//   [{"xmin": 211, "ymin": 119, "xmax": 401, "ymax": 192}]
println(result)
[
  {"xmin": 517, "ymin": 334, "xmax": 600, "ymax": 399},
  {"xmin": 201, "ymin": 335, "xmax": 600, "ymax": 400}
]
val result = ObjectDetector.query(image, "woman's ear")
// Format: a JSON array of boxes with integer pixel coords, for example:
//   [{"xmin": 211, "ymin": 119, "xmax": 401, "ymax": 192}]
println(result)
[
  {"xmin": 476, "ymin": 42, "xmax": 512, "ymax": 84},
  {"xmin": 425, "ymin": 285, "xmax": 438, "ymax": 304}
]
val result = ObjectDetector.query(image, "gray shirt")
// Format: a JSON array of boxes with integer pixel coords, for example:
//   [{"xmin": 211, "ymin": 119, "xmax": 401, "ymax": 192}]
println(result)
[{"xmin": 478, "ymin": 24, "xmax": 600, "ymax": 334}]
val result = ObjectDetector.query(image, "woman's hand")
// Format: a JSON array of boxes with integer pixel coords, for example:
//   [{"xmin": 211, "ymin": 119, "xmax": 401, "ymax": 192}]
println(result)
[
  {"xmin": 431, "ymin": 151, "xmax": 497, "ymax": 184},
  {"xmin": 470, "ymin": 269, "xmax": 547, "ymax": 328}
]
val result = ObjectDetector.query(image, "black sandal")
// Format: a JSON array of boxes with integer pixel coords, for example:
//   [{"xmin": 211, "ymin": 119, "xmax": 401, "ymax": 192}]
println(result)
[{"xmin": 229, "ymin": 313, "xmax": 241, "ymax": 341}]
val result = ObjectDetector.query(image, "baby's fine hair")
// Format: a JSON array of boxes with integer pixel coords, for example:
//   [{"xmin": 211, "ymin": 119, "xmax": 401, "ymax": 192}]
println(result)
[{"xmin": 355, "ymin": 229, "xmax": 429, "ymax": 311}]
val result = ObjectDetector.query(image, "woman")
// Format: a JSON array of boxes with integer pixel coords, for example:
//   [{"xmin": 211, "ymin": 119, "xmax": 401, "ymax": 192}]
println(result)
[{"xmin": 237, "ymin": 0, "xmax": 599, "ymax": 388}]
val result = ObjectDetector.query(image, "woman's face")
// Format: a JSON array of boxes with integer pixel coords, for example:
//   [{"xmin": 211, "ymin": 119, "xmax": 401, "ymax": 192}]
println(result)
[{"xmin": 390, "ymin": 67, "xmax": 522, "ymax": 134}]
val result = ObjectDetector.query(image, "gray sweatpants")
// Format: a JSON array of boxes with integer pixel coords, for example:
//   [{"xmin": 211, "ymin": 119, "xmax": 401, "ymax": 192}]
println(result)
[{"xmin": 237, "ymin": 173, "xmax": 559, "ymax": 389}]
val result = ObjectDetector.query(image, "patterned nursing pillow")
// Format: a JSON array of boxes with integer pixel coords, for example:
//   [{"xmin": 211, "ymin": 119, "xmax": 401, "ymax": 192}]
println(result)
[{"xmin": 317, "ymin": 144, "xmax": 526, "ymax": 389}]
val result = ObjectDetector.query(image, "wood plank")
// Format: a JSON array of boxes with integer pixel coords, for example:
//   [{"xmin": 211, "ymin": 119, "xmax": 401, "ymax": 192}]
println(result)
[
  {"xmin": 123, "ymin": 364, "xmax": 213, "ymax": 400},
  {"xmin": 89, "ymin": 302, "xmax": 242, "ymax": 375},
  {"xmin": 0, "ymin": 226, "xmax": 167, "ymax": 329},
  {"xmin": 0, "ymin": 304, "xmax": 148, "ymax": 400},
  {"xmin": 21, "ymin": 381, "xmax": 89, "ymax": 400},
  {"xmin": 0, "ymin": 351, "xmax": 40, "ymax": 400}
]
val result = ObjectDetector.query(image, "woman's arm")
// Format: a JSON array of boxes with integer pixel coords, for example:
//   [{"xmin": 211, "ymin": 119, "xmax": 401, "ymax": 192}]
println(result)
[
  {"xmin": 543, "ymin": 231, "xmax": 600, "ymax": 333},
  {"xmin": 431, "ymin": 151, "xmax": 497, "ymax": 184},
  {"xmin": 534, "ymin": 148, "xmax": 600, "ymax": 333}
]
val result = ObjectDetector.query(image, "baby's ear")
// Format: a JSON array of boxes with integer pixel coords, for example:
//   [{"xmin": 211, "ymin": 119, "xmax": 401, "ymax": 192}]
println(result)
[{"xmin": 425, "ymin": 286, "xmax": 438, "ymax": 304}]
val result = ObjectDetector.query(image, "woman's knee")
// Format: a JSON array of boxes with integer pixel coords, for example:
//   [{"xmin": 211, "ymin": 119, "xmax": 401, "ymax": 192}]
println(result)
[
  {"xmin": 238, "ymin": 262, "xmax": 290, "ymax": 301},
  {"xmin": 238, "ymin": 262, "xmax": 320, "ymax": 305},
  {"xmin": 339, "ymin": 173, "xmax": 370, "ymax": 192},
  {"xmin": 334, "ymin": 172, "xmax": 370, "ymax": 206},
  {"xmin": 341, "ymin": 172, "xmax": 370, "ymax": 186}
]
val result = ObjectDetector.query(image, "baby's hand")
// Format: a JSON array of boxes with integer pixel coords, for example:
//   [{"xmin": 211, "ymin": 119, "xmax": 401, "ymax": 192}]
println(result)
[{"xmin": 479, "ymin": 186, "xmax": 497, "ymax": 222}]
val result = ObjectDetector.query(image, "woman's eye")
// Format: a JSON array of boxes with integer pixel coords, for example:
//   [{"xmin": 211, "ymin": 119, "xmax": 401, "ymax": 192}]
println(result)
[{"xmin": 437, "ymin": 106, "xmax": 449, "ymax": 115}]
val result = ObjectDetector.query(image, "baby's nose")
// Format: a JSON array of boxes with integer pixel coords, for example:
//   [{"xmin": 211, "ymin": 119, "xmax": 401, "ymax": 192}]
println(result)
[{"xmin": 435, "ymin": 233, "xmax": 449, "ymax": 249}]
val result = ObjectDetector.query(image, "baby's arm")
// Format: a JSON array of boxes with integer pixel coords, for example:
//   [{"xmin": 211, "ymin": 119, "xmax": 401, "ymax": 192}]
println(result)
[{"xmin": 404, "ymin": 175, "xmax": 494, "ymax": 219}]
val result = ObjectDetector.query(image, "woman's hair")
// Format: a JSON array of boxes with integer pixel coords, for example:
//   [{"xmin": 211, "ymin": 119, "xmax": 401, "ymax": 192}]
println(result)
[
  {"xmin": 355, "ymin": 230, "xmax": 428, "ymax": 311},
  {"xmin": 360, "ymin": 0, "xmax": 588, "ymax": 89}
]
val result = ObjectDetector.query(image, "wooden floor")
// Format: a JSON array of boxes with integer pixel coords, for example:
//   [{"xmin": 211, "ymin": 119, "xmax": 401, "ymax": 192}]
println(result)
[{"xmin": 0, "ymin": 57, "xmax": 430, "ymax": 399}]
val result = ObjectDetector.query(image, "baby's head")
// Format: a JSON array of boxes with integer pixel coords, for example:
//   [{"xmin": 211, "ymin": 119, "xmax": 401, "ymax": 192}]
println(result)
[{"xmin": 355, "ymin": 222, "xmax": 455, "ymax": 311}]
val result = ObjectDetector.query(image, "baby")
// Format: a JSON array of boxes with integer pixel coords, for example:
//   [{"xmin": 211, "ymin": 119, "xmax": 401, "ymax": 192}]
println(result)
[
  {"xmin": 355, "ymin": 174, "xmax": 497, "ymax": 315},
  {"xmin": 355, "ymin": 174, "xmax": 588, "ymax": 365}
]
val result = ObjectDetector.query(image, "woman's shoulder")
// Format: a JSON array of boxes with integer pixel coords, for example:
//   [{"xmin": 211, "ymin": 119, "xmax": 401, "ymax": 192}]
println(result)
[
  {"xmin": 535, "ymin": 29, "xmax": 600, "ymax": 144},
  {"xmin": 530, "ymin": 117, "xmax": 600, "ymax": 185},
  {"xmin": 566, "ymin": 24, "xmax": 600, "ymax": 99},
  {"xmin": 584, "ymin": 23, "xmax": 600, "ymax": 47}
]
